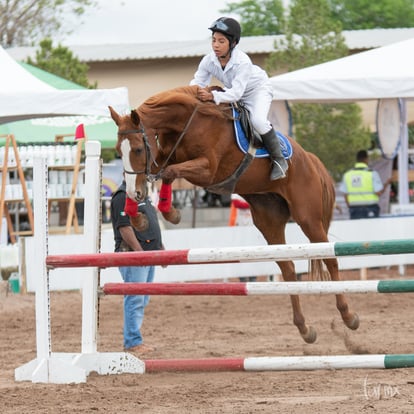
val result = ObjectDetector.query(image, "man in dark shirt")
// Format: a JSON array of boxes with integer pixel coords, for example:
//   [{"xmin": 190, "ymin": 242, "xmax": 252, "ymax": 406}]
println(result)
[{"xmin": 111, "ymin": 181, "xmax": 163, "ymax": 356}]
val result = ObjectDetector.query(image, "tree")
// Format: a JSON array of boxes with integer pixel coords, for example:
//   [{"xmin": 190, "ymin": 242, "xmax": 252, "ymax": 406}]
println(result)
[
  {"xmin": 220, "ymin": 0, "xmax": 285, "ymax": 35},
  {"xmin": 293, "ymin": 104, "xmax": 371, "ymax": 181},
  {"xmin": 267, "ymin": 0, "xmax": 371, "ymax": 180},
  {"xmin": 27, "ymin": 38, "xmax": 96, "ymax": 88},
  {"xmin": 329, "ymin": 0, "xmax": 414, "ymax": 30},
  {"xmin": 268, "ymin": 0, "xmax": 347, "ymax": 71},
  {"xmin": 0, "ymin": 0, "xmax": 96, "ymax": 48}
]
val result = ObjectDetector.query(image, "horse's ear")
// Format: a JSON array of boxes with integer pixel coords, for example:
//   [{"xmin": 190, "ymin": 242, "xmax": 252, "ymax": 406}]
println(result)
[
  {"xmin": 131, "ymin": 109, "xmax": 140, "ymax": 126},
  {"xmin": 108, "ymin": 106, "xmax": 119, "ymax": 125}
]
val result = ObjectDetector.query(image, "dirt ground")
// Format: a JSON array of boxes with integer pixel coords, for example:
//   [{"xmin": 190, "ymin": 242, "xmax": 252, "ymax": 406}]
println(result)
[{"xmin": 1, "ymin": 266, "xmax": 414, "ymax": 413}]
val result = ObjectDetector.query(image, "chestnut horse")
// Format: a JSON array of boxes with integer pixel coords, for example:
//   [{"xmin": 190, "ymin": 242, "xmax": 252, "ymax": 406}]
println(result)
[{"xmin": 109, "ymin": 85, "xmax": 359, "ymax": 344}]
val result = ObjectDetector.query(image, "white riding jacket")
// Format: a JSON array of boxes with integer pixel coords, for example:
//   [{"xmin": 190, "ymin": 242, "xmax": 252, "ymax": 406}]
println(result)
[{"xmin": 190, "ymin": 48, "xmax": 273, "ymax": 134}]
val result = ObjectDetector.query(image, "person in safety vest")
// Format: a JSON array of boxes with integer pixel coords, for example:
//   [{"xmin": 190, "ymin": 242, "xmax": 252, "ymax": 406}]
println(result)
[{"xmin": 339, "ymin": 150, "xmax": 392, "ymax": 219}]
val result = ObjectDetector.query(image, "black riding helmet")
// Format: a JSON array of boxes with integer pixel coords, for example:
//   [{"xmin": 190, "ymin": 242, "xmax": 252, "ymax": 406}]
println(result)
[{"xmin": 208, "ymin": 17, "xmax": 241, "ymax": 47}]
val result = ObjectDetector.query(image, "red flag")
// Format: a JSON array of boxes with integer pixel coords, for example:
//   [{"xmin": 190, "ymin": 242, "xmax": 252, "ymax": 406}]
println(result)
[{"xmin": 75, "ymin": 123, "xmax": 86, "ymax": 139}]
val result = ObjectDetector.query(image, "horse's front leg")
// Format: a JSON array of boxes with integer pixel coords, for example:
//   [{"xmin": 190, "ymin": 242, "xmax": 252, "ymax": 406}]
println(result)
[
  {"xmin": 124, "ymin": 197, "xmax": 149, "ymax": 231},
  {"xmin": 157, "ymin": 158, "xmax": 211, "ymax": 225},
  {"xmin": 161, "ymin": 157, "xmax": 211, "ymax": 184},
  {"xmin": 157, "ymin": 181, "xmax": 181, "ymax": 225}
]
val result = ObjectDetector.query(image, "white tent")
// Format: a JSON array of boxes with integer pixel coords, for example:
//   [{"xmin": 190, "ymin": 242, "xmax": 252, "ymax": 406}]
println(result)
[
  {"xmin": 269, "ymin": 37, "xmax": 414, "ymax": 206},
  {"xmin": 0, "ymin": 46, "xmax": 129, "ymax": 123}
]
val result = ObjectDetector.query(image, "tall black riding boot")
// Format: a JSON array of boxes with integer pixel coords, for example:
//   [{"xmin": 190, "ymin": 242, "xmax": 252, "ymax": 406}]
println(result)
[{"xmin": 260, "ymin": 129, "xmax": 288, "ymax": 180}]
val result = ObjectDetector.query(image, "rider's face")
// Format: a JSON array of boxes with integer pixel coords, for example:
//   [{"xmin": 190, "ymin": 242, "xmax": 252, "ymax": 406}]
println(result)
[{"xmin": 211, "ymin": 32, "xmax": 230, "ymax": 58}]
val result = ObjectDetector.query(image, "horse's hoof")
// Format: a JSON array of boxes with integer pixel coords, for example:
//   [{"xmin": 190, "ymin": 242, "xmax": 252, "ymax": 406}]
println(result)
[
  {"xmin": 344, "ymin": 312, "xmax": 360, "ymax": 330},
  {"xmin": 162, "ymin": 209, "xmax": 181, "ymax": 225},
  {"xmin": 301, "ymin": 326, "xmax": 317, "ymax": 344}
]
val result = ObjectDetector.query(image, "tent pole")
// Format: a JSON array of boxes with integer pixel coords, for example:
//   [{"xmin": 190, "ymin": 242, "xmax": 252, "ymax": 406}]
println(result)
[{"xmin": 398, "ymin": 99, "xmax": 409, "ymax": 205}]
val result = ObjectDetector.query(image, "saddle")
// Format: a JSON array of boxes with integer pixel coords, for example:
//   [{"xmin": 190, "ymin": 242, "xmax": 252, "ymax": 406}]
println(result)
[
  {"xmin": 231, "ymin": 101, "xmax": 263, "ymax": 148},
  {"xmin": 231, "ymin": 103, "xmax": 292, "ymax": 160},
  {"xmin": 205, "ymin": 104, "xmax": 292, "ymax": 195}
]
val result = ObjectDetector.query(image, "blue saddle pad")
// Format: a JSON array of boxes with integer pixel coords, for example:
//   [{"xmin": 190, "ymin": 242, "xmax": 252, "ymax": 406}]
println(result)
[{"xmin": 232, "ymin": 107, "xmax": 293, "ymax": 159}]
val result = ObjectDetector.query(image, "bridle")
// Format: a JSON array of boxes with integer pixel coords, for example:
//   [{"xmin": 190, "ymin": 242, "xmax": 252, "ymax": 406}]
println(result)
[
  {"xmin": 117, "ymin": 105, "xmax": 199, "ymax": 182},
  {"xmin": 117, "ymin": 126, "xmax": 154, "ymax": 178}
]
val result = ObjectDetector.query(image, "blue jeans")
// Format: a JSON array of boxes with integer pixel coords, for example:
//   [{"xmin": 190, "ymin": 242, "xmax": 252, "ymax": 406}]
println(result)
[
  {"xmin": 349, "ymin": 204, "xmax": 380, "ymax": 219},
  {"xmin": 118, "ymin": 265, "xmax": 155, "ymax": 349}
]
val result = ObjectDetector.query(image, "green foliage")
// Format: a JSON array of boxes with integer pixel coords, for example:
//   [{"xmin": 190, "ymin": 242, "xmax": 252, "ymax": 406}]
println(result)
[
  {"xmin": 329, "ymin": 0, "xmax": 414, "ymax": 29},
  {"xmin": 101, "ymin": 148, "xmax": 118, "ymax": 163},
  {"xmin": 289, "ymin": 0, "xmax": 341, "ymax": 35},
  {"xmin": 266, "ymin": 0, "xmax": 371, "ymax": 181},
  {"xmin": 220, "ymin": 0, "xmax": 414, "ymax": 35},
  {"xmin": 27, "ymin": 39, "xmax": 97, "ymax": 89},
  {"xmin": 293, "ymin": 103, "xmax": 371, "ymax": 181},
  {"xmin": 220, "ymin": 0, "xmax": 285, "ymax": 35},
  {"xmin": 267, "ymin": 0, "xmax": 347, "ymax": 72},
  {"xmin": 409, "ymin": 124, "xmax": 414, "ymax": 147},
  {"xmin": 78, "ymin": 148, "xmax": 121, "ymax": 164},
  {"xmin": 0, "ymin": 0, "xmax": 96, "ymax": 47}
]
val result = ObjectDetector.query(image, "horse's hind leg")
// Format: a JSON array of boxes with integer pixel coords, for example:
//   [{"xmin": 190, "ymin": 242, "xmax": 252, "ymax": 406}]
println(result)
[
  {"xmin": 245, "ymin": 194, "xmax": 317, "ymax": 344},
  {"xmin": 322, "ymin": 257, "xmax": 360, "ymax": 331},
  {"xmin": 294, "ymin": 209, "xmax": 360, "ymax": 332},
  {"xmin": 278, "ymin": 261, "xmax": 318, "ymax": 343}
]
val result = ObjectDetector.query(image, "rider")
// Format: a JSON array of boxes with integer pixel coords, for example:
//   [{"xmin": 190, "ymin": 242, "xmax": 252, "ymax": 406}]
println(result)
[{"xmin": 190, "ymin": 16, "xmax": 288, "ymax": 180}]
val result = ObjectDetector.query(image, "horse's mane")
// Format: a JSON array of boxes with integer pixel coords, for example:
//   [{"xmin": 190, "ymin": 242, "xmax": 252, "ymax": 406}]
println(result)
[{"xmin": 137, "ymin": 85, "xmax": 231, "ymax": 120}]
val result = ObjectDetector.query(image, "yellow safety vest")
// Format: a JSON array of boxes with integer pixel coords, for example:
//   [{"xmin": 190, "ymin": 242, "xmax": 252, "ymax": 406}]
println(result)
[{"xmin": 344, "ymin": 163, "xmax": 379, "ymax": 206}]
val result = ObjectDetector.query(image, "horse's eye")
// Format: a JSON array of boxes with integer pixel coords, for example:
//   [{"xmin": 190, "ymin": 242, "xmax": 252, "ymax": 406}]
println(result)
[{"xmin": 134, "ymin": 147, "xmax": 143, "ymax": 156}]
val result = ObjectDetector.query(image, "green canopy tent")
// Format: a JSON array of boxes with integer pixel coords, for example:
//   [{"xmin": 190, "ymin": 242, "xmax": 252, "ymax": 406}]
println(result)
[{"xmin": 0, "ymin": 62, "xmax": 118, "ymax": 149}]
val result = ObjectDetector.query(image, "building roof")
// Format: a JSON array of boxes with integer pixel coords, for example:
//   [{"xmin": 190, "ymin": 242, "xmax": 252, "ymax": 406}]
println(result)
[{"xmin": 7, "ymin": 28, "xmax": 414, "ymax": 63}]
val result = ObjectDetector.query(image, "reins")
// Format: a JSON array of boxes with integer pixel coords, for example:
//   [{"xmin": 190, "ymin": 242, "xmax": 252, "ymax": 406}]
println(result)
[
  {"xmin": 150, "ymin": 105, "xmax": 199, "ymax": 180},
  {"xmin": 118, "ymin": 105, "xmax": 199, "ymax": 182}
]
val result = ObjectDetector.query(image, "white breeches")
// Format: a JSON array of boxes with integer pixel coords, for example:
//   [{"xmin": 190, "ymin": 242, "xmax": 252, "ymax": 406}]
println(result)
[{"xmin": 242, "ymin": 83, "xmax": 273, "ymax": 135}]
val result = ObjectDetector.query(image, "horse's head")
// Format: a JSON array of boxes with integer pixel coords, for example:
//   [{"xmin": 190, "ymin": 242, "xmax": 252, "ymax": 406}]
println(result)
[{"xmin": 109, "ymin": 106, "xmax": 150, "ymax": 202}]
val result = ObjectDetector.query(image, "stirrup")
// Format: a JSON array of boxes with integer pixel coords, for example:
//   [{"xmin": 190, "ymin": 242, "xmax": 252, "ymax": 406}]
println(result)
[{"xmin": 270, "ymin": 160, "xmax": 287, "ymax": 180}]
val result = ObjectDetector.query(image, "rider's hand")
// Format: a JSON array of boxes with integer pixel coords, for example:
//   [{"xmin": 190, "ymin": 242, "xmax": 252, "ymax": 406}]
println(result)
[{"xmin": 197, "ymin": 87, "xmax": 214, "ymax": 102}]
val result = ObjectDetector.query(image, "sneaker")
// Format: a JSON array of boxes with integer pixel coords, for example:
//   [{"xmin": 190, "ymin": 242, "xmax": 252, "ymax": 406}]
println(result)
[{"xmin": 125, "ymin": 343, "xmax": 156, "ymax": 356}]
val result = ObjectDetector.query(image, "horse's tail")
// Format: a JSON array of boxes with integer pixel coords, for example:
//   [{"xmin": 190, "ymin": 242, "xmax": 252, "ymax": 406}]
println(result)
[
  {"xmin": 308, "ymin": 152, "xmax": 336, "ymax": 281},
  {"xmin": 321, "ymin": 170, "xmax": 335, "ymax": 234}
]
